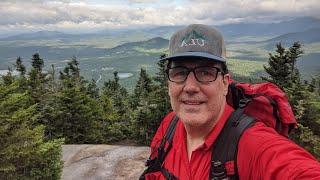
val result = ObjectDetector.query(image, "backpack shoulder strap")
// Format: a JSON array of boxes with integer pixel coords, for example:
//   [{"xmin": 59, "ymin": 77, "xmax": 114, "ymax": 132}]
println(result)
[
  {"xmin": 210, "ymin": 108, "xmax": 255, "ymax": 180},
  {"xmin": 140, "ymin": 115, "xmax": 179, "ymax": 180},
  {"xmin": 158, "ymin": 115, "xmax": 179, "ymax": 162}
]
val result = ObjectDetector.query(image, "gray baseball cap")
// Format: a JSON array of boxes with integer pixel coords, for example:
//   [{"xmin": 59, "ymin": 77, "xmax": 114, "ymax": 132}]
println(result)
[{"xmin": 162, "ymin": 24, "xmax": 226, "ymax": 62}]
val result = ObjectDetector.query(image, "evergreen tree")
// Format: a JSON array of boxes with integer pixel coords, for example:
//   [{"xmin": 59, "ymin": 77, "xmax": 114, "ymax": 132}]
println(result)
[
  {"xmin": 287, "ymin": 42, "xmax": 303, "ymax": 83},
  {"xmin": 102, "ymin": 71, "xmax": 131, "ymax": 141},
  {"xmin": 147, "ymin": 55, "xmax": 172, "ymax": 143},
  {"xmin": 103, "ymin": 71, "xmax": 129, "ymax": 115},
  {"xmin": 59, "ymin": 56, "xmax": 85, "ymax": 89},
  {"xmin": 135, "ymin": 68, "xmax": 152, "ymax": 97},
  {"xmin": 262, "ymin": 42, "xmax": 305, "ymax": 107},
  {"xmin": 15, "ymin": 56, "xmax": 26, "ymax": 76},
  {"xmin": 46, "ymin": 64, "xmax": 57, "ymax": 93},
  {"xmin": 99, "ymin": 93, "xmax": 120, "ymax": 142},
  {"xmin": 151, "ymin": 54, "xmax": 171, "ymax": 113},
  {"xmin": 262, "ymin": 42, "xmax": 320, "ymax": 159},
  {"xmin": 312, "ymin": 75, "xmax": 320, "ymax": 96},
  {"xmin": 87, "ymin": 79, "xmax": 99, "ymax": 99},
  {"xmin": 28, "ymin": 53, "xmax": 47, "ymax": 104},
  {"xmin": 133, "ymin": 105, "xmax": 154, "ymax": 143},
  {"xmin": 26, "ymin": 53, "xmax": 58, "ymax": 136},
  {"xmin": 262, "ymin": 43, "xmax": 295, "ymax": 89},
  {"xmin": 1, "ymin": 68, "xmax": 14, "ymax": 86},
  {"xmin": 132, "ymin": 68, "xmax": 153, "ymax": 107},
  {"xmin": 0, "ymin": 80, "xmax": 63, "ymax": 179},
  {"xmin": 44, "ymin": 57, "xmax": 105, "ymax": 143},
  {"xmin": 131, "ymin": 68, "xmax": 155, "ymax": 143},
  {"xmin": 14, "ymin": 57, "xmax": 28, "ymax": 92},
  {"xmin": 132, "ymin": 54, "xmax": 172, "ymax": 144},
  {"xmin": 31, "ymin": 53, "xmax": 44, "ymax": 71}
]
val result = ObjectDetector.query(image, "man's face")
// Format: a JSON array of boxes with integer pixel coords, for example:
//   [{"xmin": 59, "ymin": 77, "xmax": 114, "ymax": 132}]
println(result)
[{"xmin": 168, "ymin": 58, "xmax": 230, "ymax": 128}]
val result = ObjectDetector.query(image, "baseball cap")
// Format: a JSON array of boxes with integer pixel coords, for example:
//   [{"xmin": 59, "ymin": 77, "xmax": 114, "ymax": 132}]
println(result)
[{"xmin": 161, "ymin": 24, "xmax": 226, "ymax": 62}]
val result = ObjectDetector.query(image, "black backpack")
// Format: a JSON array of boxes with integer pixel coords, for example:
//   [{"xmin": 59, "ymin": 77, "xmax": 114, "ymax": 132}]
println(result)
[{"xmin": 140, "ymin": 82, "xmax": 296, "ymax": 180}]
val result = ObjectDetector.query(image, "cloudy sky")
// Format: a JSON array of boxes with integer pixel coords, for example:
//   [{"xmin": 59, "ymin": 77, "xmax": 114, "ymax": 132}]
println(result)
[{"xmin": 0, "ymin": 0, "xmax": 319, "ymax": 35}]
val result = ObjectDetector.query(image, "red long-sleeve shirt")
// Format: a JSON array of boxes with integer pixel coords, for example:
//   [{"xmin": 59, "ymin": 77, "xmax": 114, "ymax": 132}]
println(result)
[{"xmin": 145, "ymin": 105, "xmax": 320, "ymax": 180}]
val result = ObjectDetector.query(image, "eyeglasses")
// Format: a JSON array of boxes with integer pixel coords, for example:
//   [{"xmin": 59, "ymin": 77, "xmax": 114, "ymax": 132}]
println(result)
[{"xmin": 166, "ymin": 66, "xmax": 223, "ymax": 83}]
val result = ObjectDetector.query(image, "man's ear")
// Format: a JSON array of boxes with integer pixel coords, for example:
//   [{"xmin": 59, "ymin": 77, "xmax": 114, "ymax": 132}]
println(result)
[
  {"xmin": 222, "ymin": 74, "xmax": 230, "ymax": 96},
  {"xmin": 168, "ymin": 81, "xmax": 172, "ymax": 97}
]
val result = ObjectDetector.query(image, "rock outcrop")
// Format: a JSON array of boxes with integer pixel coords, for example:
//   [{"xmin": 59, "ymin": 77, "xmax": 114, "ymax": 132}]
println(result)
[{"xmin": 62, "ymin": 145, "xmax": 149, "ymax": 180}]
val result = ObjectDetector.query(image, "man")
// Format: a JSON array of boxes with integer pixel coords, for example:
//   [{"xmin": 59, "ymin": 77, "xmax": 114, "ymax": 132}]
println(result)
[{"xmin": 142, "ymin": 24, "xmax": 320, "ymax": 179}]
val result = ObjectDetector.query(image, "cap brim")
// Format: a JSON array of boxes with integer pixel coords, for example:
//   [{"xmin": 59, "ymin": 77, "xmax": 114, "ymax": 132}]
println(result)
[{"xmin": 160, "ymin": 52, "xmax": 226, "ymax": 62}]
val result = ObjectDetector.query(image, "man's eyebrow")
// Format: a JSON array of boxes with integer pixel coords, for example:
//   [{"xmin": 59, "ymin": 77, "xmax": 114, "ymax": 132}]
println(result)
[
  {"xmin": 170, "ymin": 59, "xmax": 218, "ymax": 66},
  {"xmin": 172, "ymin": 63, "xmax": 217, "ymax": 67}
]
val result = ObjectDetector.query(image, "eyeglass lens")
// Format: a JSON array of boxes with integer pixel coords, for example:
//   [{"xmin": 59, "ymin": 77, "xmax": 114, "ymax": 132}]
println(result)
[{"xmin": 167, "ymin": 66, "xmax": 219, "ymax": 82}]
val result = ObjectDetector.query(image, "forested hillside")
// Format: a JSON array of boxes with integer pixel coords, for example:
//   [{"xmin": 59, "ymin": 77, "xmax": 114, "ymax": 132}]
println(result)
[
  {"xmin": 1, "ymin": 17, "xmax": 319, "ymax": 86},
  {"xmin": 0, "ymin": 42, "xmax": 319, "ymax": 178}
]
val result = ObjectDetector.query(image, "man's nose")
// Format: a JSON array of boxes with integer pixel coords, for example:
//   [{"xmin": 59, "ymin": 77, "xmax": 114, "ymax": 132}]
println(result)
[{"xmin": 183, "ymin": 72, "xmax": 200, "ymax": 93}]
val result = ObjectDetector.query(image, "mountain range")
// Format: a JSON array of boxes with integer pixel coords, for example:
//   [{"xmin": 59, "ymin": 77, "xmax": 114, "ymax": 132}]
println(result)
[
  {"xmin": 2, "ymin": 16, "xmax": 320, "ymax": 41},
  {"xmin": 0, "ymin": 16, "xmax": 319, "ymax": 87},
  {"xmin": 265, "ymin": 28, "xmax": 320, "ymax": 44}
]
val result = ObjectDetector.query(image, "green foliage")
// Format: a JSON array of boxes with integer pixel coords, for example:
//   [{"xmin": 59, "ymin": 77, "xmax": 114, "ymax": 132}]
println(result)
[
  {"xmin": 99, "ymin": 93, "xmax": 123, "ymax": 142},
  {"xmin": 102, "ymin": 71, "xmax": 131, "ymax": 142},
  {"xmin": 1, "ymin": 68, "xmax": 14, "ymax": 86},
  {"xmin": 43, "ymin": 57, "xmax": 106, "ymax": 144},
  {"xmin": 59, "ymin": 56, "xmax": 85, "ymax": 88},
  {"xmin": 87, "ymin": 79, "xmax": 99, "ymax": 99},
  {"xmin": 132, "ymin": 106, "xmax": 154, "ymax": 144},
  {"xmin": 311, "ymin": 75, "xmax": 320, "ymax": 96},
  {"xmin": 0, "ymin": 81, "xmax": 63, "ymax": 179},
  {"xmin": 131, "ymin": 67, "xmax": 155, "ymax": 143},
  {"xmin": 132, "ymin": 68, "xmax": 152, "ymax": 107},
  {"xmin": 227, "ymin": 59, "xmax": 266, "ymax": 79},
  {"xmin": 15, "ymin": 56, "xmax": 26, "ymax": 76},
  {"xmin": 148, "ymin": 55, "xmax": 171, "ymax": 132},
  {"xmin": 131, "ymin": 54, "xmax": 172, "ymax": 145},
  {"xmin": 103, "ymin": 71, "xmax": 129, "ymax": 113},
  {"xmin": 263, "ymin": 42, "xmax": 320, "ymax": 159},
  {"xmin": 290, "ymin": 124, "xmax": 320, "ymax": 160},
  {"xmin": 28, "ymin": 53, "xmax": 48, "ymax": 105},
  {"xmin": 31, "ymin": 53, "xmax": 44, "ymax": 71},
  {"xmin": 262, "ymin": 42, "xmax": 303, "ymax": 89},
  {"xmin": 2, "ymin": 43, "xmax": 319, "ymax": 178},
  {"xmin": 44, "ymin": 86, "xmax": 105, "ymax": 143}
]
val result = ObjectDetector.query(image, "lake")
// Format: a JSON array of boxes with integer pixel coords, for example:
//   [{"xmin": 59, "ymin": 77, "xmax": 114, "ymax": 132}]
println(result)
[
  {"xmin": 118, "ymin": 72, "xmax": 133, "ymax": 79},
  {"xmin": 0, "ymin": 70, "xmax": 20, "ymax": 76}
]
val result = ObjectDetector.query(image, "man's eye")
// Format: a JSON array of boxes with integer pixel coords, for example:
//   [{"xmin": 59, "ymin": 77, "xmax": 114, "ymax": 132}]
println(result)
[
  {"xmin": 172, "ymin": 70, "xmax": 187, "ymax": 77},
  {"xmin": 199, "ymin": 70, "xmax": 213, "ymax": 76}
]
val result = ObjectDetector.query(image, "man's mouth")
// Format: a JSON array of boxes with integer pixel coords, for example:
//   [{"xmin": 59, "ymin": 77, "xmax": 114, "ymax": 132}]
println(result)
[{"xmin": 182, "ymin": 100, "xmax": 204, "ymax": 105}]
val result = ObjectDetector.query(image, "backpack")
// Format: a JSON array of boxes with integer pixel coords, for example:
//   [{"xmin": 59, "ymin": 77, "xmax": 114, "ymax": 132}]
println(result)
[{"xmin": 140, "ymin": 81, "xmax": 297, "ymax": 180}]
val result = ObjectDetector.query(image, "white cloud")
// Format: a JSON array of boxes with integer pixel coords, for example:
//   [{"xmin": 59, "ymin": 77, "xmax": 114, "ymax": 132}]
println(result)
[
  {"xmin": 0, "ymin": 0, "xmax": 319, "ymax": 32},
  {"xmin": 128, "ymin": 0, "xmax": 159, "ymax": 3}
]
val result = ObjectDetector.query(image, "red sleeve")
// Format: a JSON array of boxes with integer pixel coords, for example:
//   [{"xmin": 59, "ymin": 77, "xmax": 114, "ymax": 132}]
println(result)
[{"xmin": 237, "ymin": 122, "xmax": 320, "ymax": 180}]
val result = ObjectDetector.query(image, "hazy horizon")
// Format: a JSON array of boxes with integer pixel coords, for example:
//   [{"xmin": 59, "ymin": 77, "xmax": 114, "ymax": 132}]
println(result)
[{"xmin": 1, "ymin": 0, "xmax": 320, "ymax": 37}]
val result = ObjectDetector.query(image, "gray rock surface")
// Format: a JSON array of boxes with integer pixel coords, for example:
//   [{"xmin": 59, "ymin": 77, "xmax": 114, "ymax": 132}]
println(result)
[{"xmin": 62, "ymin": 145, "xmax": 150, "ymax": 180}]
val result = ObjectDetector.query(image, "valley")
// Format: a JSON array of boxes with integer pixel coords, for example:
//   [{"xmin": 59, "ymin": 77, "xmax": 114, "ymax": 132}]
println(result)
[{"xmin": 0, "ymin": 17, "xmax": 319, "ymax": 90}]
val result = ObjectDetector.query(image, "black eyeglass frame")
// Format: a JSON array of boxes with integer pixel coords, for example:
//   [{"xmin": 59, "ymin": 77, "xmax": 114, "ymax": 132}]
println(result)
[{"xmin": 166, "ymin": 66, "xmax": 224, "ymax": 83}]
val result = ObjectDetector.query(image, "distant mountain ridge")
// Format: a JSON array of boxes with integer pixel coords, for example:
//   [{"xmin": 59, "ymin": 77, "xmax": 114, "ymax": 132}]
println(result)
[
  {"xmin": 105, "ymin": 37, "xmax": 168, "ymax": 56},
  {"xmin": 1, "ymin": 30, "xmax": 76, "ymax": 40},
  {"xmin": 265, "ymin": 28, "xmax": 320, "ymax": 44},
  {"xmin": 110, "ymin": 37, "xmax": 168, "ymax": 50},
  {"xmin": 2, "ymin": 16, "xmax": 320, "ymax": 41},
  {"xmin": 0, "ymin": 16, "xmax": 319, "ymax": 83},
  {"xmin": 218, "ymin": 16, "xmax": 320, "ymax": 37}
]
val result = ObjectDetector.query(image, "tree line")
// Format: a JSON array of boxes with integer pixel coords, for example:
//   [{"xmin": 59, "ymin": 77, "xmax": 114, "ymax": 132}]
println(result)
[{"xmin": 0, "ymin": 42, "xmax": 319, "ymax": 178}]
